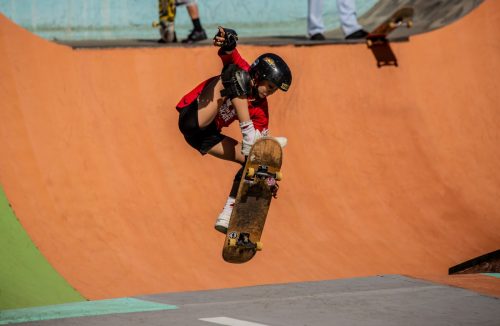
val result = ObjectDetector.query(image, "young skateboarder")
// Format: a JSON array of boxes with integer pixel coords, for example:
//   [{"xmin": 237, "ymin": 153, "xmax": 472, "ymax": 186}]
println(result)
[{"xmin": 176, "ymin": 27, "xmax": 292, "ymax": 233}]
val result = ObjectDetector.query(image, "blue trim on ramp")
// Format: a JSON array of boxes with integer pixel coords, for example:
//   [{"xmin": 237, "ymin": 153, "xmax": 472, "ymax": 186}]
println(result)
[{"xmin": 0, "ymin": 298, "xmax": 177, "ymax": 325}]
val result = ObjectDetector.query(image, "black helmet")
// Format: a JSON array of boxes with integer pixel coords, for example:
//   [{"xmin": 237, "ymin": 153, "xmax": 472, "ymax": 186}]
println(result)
[{"xmin": 249, "ymin": 53, "xmax": 292, "ymax": 92}]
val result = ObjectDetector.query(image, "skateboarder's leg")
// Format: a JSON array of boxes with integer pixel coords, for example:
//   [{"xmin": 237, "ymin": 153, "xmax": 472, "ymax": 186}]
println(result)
[
  {"xmin": 211, "ymin": 140, "xmax": 246, "ymax": 234},
  {"xmin": 214, "ymin": 165, "xmax": 244, "ymax": 234},
  {"xmin": 197, "ymin": 78, "xmax": 224, "ymax": 129},
  {"xmin": 207, "ymin": 137, "xmax": 245, "ymax": 165},
  {"xmin": 215, "ymin": 194, "xmax": 235, "ymax": 234},
  {"xmin": 198, "ymin": 79, "xmax": 250, "ymax": 126}
]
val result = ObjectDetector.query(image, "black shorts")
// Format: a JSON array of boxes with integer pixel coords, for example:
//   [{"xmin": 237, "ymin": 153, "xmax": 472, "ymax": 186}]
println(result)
[{"xmin": 178, "ymin": 100, "xmax": 225, "ymax": 155}]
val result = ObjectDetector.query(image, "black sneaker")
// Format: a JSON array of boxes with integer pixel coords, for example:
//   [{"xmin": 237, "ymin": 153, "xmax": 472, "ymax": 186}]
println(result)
[
  {"xmin": 181, "ymin": 29, "xmax": 207, "ymax": 43},
  {"xmin": 345, "ymin": 29, "xmax": 368, "ymax": 40},
  {"xmin": 310, "ymin": 33, "xmax": 326, "ymax": 41}
]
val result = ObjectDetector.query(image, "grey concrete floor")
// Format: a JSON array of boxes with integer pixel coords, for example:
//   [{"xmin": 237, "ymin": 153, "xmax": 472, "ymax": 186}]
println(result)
[{"xmin": 10, "ymin": 275, "xmax": 500, "ymax": 326}]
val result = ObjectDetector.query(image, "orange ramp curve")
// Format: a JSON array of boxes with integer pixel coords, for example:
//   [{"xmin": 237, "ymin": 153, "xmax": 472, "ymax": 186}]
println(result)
[{"xmin": 0, "ymin": 2, "xmax": 499, "ymax": 301}]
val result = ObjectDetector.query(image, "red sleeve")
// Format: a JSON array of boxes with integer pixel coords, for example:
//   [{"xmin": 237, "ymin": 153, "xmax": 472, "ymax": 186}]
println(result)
[{"xmin": 218, "ymin": 48, "xmax": 251, "ymax": 71}]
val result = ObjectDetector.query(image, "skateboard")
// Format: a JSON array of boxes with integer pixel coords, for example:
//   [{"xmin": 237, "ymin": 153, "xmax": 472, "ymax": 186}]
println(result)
[
  {"xmin": 152, "ymin": 0, "xmax": 176, "ymax": 42},
  {"xmin": 222, "ymin": 137, "xmax": 283, "ymax": 264},
  {"xmin": 366, "ymin": 7, "xmax": 414, "ymax": 67}
]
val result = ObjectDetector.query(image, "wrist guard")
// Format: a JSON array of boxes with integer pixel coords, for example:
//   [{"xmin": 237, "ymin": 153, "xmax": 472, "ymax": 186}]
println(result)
[{"xmin": 214, "ymin": 27, "xmax": 238, "ymax": 52}]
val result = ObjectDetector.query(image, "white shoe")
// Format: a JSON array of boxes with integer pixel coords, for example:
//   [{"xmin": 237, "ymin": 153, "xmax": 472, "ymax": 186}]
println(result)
[
  {"xmin": 273, "ymin": 136, "xmax": 287, "ymax": 148},
  {"xmin": 255, "ymin": 130, "xmax": 287, "ymax": 148},
  {"xmin": 242, "ymin": 128, "xmax": 288, "ymax": 156},
  {"xmin": 214, "ymin": 197, "xmax": 235, "ymax": 234}
]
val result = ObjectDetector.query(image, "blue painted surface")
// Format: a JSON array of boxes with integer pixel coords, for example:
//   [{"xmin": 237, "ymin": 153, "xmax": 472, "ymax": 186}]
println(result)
[
  {"xmin": 0, "ymin": 298, "xmax": 177, "ymax": 325},
  {"xmin": 482, "ymin": 273, "xmax": 500, "ymax": 278},
  {"xmin": 0, "ymin": 0, "xmax": 376, "ymax": 40}
]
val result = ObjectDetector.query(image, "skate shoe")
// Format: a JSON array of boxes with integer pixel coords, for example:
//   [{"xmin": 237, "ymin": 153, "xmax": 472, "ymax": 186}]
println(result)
[
  {"xmin": 215, "ymin": 197, "xmax": 235, "ymax": 234},
  {"xmin": 181, "ymin": 29, "xmax": 207, "ymax": 43}
]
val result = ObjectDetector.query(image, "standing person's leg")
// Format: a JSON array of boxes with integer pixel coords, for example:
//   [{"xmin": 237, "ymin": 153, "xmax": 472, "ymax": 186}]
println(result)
[
  {"xmin": 186, "ymin": 2, "xmax": 200, "ymax": 24},
  {"xmin": 181, "ymin": 0, "xmax": 208, "ymax": 43},
  {"xmin": 336, "ymin": 0, "xmax": 367, "ymax": 39},
  {"xmin": 308, "ymin": 0, "xmax": 326, "ymax": 40}
]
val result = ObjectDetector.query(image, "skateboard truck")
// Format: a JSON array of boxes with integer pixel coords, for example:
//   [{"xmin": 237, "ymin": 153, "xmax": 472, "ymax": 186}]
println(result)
[
  {"xmin": 246, "ymin": 165, "xmax": 281, "ymax": 198},
  {"xmin": 246, "ymin": 165, "xmax": 283, "ymax": 181},
  {"xmin": 228, "ymin": 232, "xmax": 263, "ymax": 251}
]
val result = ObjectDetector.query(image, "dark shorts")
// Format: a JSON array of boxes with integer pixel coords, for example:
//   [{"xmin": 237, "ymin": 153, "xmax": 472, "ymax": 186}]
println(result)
[{"xmin": 178, "ymin": 100, "xmax": 225, "ymax": 155}]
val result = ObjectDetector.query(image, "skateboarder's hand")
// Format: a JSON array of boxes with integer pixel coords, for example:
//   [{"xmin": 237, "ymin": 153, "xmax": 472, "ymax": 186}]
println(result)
[
  {"xmin": 213, "ymin": 26, "xmax": 238, "ymax": 51},
  {"xmin": 241, "ymin": 138, "xmax": 253, "ymax": 156},
  {"xmin": 213, "ymin": 26, "xmax": 226, "ymax": 46},
  {"xmin": 241, "ymin": 127, "xmax": 288, "ymax": 156},
  {"xmin": 240, "ymin": 120, "xmax": 256, "ymax": 156}
]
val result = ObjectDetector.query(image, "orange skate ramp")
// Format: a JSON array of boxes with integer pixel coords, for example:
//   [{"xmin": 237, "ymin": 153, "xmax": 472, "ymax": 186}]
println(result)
[{"xmin": 1, "ymin": 1, "xmax": 499, "ymax": 301}]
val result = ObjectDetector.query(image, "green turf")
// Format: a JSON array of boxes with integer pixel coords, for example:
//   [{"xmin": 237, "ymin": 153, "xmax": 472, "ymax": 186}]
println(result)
[{"xmin": 0, "ymin": 186, "xmax": 84, "ymax": 309}]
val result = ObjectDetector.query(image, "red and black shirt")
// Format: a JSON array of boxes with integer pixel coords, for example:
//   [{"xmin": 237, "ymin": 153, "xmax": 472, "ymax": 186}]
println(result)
[{"xmin": 176, "ymin": 48, "xmax": 269, "ymax": 132}]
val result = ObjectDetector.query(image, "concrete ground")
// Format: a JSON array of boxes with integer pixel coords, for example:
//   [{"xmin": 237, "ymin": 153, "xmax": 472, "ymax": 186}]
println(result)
[{"xmin": 8, "ymin": 275, "xmax": 500, "ymax": 325}]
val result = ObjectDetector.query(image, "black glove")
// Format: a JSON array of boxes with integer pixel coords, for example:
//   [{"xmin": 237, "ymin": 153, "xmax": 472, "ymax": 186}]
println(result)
[{"xmin": 214, "ymin": 27, "xmax": 238, "ymax": 52}]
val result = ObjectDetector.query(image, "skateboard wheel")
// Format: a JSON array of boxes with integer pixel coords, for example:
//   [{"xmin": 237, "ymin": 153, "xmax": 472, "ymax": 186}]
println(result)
[
  {"xmin": 389, "ymin": 22, "xmax": 397, "ymax": 29},
  {"xmin": 247, "ymin": 167, "xmax": 255, "ymax": 178},
  {"xmin": 366, "ymin": 39, "xmax": 373, "ymax": 48},
  {"xmin": 407, "ymin": 20, "xmax": 413, "ymax": 28},
  {"xmin": 228, "ymin": 238, "xmax": 237, "ymax": 247},
  {"xmin": 256, "ymin": 242, "xmax": 263, "ymax": 251},
  {"xmin": 275, "ymin": 171, "xmax": 283, "ymax": 181}
]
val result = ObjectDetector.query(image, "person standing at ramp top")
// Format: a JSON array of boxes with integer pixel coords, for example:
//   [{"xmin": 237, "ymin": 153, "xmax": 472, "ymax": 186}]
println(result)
[
  {"xmin": 175, "ymin": 27, "xmax": 292, "ymax": 234},
  {"xmin": 178, "ymin": 0, "xmax": 207, "ymax": 43},
  {"xmin": 308, "ymin": 0, "xmax": 368, "ymax": 40},
  {"xmin": 157, "ymin": 0, "xmax": 207, "ymax": 43}
]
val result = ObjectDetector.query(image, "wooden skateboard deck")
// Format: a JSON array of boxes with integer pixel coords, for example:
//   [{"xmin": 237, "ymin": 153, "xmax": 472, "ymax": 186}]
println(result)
[
  {"xmin": 222, "ymin": 137, "xmax": 283, "ymax": 264},
  {"xmin": 367, "ymin": 7, "xmax": 414, "ymax": 40},
  {"xmin": 366, "ymin": 7, "xmax": 414, "ymax": 67}
]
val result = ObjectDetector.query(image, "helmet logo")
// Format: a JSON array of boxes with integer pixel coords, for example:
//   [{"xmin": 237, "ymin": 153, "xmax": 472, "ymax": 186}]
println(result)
[
  {"xmin": 263, "ymin": 57, "xmax": 277, "ymax": 69},
  {"xmin": 281, "ymin": 83, "xmax": 290, "ymax": 91}
]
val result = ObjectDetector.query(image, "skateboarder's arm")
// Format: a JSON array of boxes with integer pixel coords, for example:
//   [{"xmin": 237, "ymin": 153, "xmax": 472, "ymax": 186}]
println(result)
[
  {"xmin": 239, "ymin": 103, "xmax": 272, "ymax": 156},
  {"xmin": 214, "ymin": 26, "xmax": 250, "ymax": 70},
  {"xmin": 218, "ymin": 48, "xmax": 250, "ymax": 71},
  {"xmin": 232, "ymin": 97, "xmax": 251, "ymax": 123}
]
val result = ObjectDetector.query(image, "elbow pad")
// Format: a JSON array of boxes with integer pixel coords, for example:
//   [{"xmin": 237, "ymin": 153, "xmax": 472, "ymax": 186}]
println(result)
[{"xmin": 220, "ymin": 64, "xmax": 252, "ymax": 98}]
